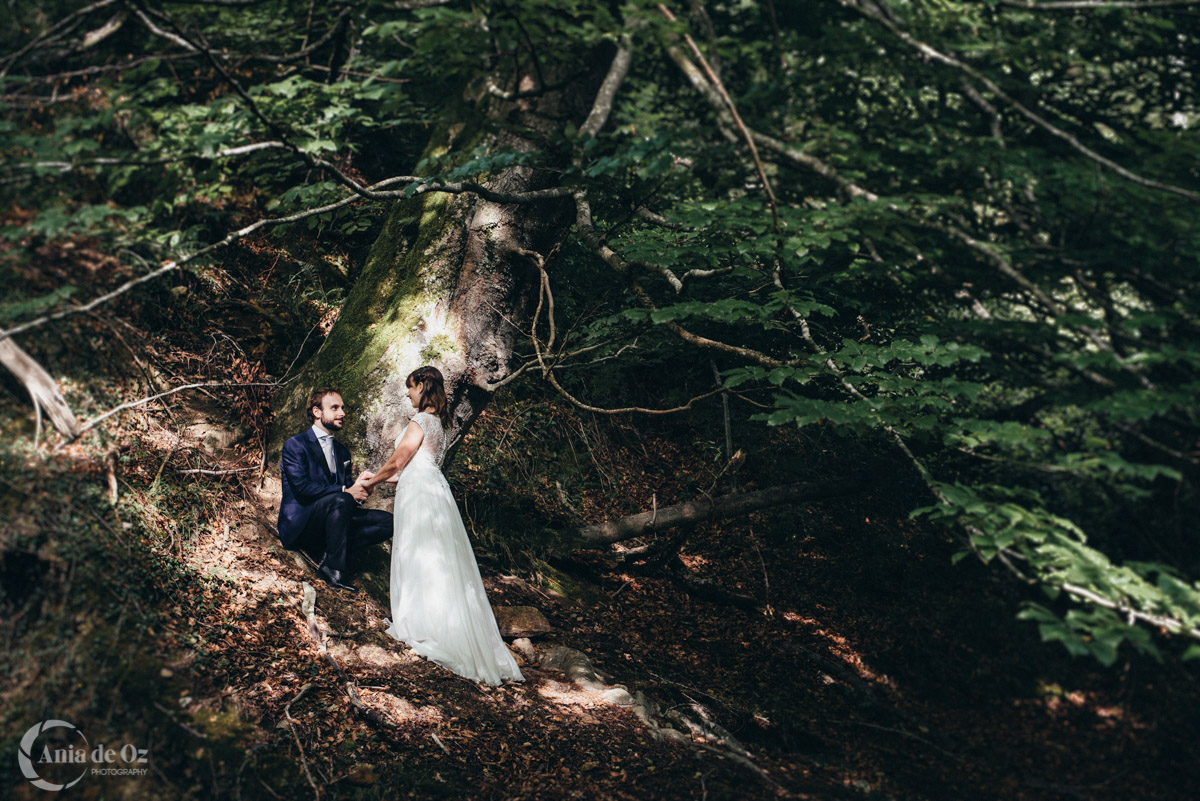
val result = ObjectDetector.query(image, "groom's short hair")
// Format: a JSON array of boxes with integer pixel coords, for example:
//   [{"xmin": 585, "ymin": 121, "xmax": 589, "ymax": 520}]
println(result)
[{"xmin": 306, "ymin": 387, "xmax": 342, "ymax": 422}]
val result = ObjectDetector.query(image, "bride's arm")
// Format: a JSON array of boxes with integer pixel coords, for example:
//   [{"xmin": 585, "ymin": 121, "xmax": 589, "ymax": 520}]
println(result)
[{"xmin": 364, "ymin": 421, "xmax": 424, "ymax": 489}]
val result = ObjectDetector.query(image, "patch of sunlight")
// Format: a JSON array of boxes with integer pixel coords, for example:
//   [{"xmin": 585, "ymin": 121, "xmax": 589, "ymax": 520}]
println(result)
[
  {"xmin": 536, "ymin": 678, "xmax": 626, "ymax": 720},
  {"xmin": 782, "ymin": 611, "xmax": 898, "ymax": 690},
  {"xmin": 1028, "ymin": 684, "xmax": 1139, "ymax": 730},
  {"xmin": 357, "ymin": 689, "xmax": 443, "ymax": 726},
  {"xmin": 331, "ymin": 642, "xmax": 417, "ymax": 670}
]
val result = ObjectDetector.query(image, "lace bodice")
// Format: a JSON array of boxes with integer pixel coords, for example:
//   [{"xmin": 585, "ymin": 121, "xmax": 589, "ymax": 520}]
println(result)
[{"xmin": 410, "ymin": 411, "xmax": 446, "ymax": 467}]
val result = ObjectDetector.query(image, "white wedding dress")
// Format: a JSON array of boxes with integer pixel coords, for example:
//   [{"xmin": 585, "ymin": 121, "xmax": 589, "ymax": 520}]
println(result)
[{"xmin": 385, "ymin": 411, "xmax": 524, "ymax": 686}]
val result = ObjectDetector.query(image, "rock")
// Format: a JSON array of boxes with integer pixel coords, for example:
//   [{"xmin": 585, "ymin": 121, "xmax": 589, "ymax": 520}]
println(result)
[
  {"xmin": 510, "ymin": 637, "xmax": 537, "ymax": 662},
  {"xmin": 346, "ymin": 764, "xmax": 378, "ymax": 786},
  {"xmin": 492, "ymin": 606, "xmax": 552, "ymax": 638},
  {"xmin": 538, "ymin": 645, "xmax": 603, "ymax": 690},
  {"xmin": 235, "ymin": 523, "xmax": 267, "ymax": 542},
  {"xmin": 186, "ymin": 422, "xmax": 249, "ymax": 455}
]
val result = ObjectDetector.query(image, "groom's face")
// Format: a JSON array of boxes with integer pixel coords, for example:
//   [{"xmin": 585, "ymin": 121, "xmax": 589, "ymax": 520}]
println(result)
[{"xmin": 314, "ymin": 393, "xmax": 346, "ymax": 431}]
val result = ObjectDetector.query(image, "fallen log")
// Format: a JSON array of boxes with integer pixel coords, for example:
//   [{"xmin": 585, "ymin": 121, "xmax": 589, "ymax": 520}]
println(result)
[
  {"xmin": 572, "ymin": 475, "xmax": 867, "ymax": 546},
  {"xmin": 0, "ymin": 338, "xmax": 81, "ymax": 440}
]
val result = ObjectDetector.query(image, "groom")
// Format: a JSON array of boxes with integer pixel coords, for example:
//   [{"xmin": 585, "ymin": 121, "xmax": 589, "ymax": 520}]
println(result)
[{"xmin": 278, "ymin": 387, "xmax": 391, "ymax": 592}]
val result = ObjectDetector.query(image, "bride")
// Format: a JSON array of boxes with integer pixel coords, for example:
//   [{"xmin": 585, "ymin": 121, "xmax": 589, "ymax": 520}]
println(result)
[{"xmin": 362, "ymin": 366, "xmax": 524, "ymax": 686}]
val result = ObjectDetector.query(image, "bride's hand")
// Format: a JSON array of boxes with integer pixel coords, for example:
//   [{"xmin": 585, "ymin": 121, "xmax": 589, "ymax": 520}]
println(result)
[{"xmin": 385, "ymin": 472, "xmax": 400, "ymax": 483}]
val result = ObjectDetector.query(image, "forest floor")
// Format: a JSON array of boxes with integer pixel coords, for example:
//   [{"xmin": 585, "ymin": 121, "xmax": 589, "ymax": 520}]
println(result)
[
  {"xmin": 4, "ymin": 391, "xmax": 1198, "ymax": 801},
  {"xmin": 3, "ymin": 236, "xmax": 1198, "ymax": 801}
]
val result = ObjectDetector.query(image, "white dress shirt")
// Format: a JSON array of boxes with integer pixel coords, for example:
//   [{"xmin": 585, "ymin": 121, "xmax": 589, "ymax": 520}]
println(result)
[{"xmin": 311, "ymin": 424, "xmax": 343, "ymax": 491}]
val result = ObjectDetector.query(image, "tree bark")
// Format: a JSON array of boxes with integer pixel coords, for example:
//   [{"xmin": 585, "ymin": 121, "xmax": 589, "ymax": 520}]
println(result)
[
  {"xmin": 569, "ymin": 476, "xmax": 868, "ymax": 547},
  {"xmin": 271, "ymin": 57, "xmax": 607, "ymax": 469}
]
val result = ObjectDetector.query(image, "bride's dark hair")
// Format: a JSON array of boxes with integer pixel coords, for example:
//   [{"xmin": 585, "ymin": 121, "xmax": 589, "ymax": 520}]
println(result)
[{"xmin": 406, "ymin": 366, "xmax": 449, "ymax": 426}]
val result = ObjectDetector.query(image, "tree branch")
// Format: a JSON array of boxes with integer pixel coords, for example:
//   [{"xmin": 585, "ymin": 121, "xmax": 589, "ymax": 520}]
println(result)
[
  {"xmin": 1060, "ymin": 583, "xmax": 1200, "ymax": 639},
  {"xmin": 0, "ymin": 339, "xmax": 81, "ymax": 438},
  {"xmin": 657, "ymin": 4, "xmax": 780, "ymax": 232},
  {"xmin": 571, "ymin": 477, "xmax": 867, "ymax": 546},
  {"xmin": 249, "ymin": 8, "xmax": 350, "ymax": 64},
  {"xmin": 0, "ymin": 174, "xmax": 410, "ymax": 343},
  {"xmin": 843, "ymin": 0, "xmax": 1200, "ymax": 202},
  {"xmin": 579, "ymin": 39, "xmax": 633, "ymax": 139},
  {"xmin": 0, "ymin": 0, "xmax": 121, "ymax": 78},
  {"xmin": 573, "ymin": 192, "xmax": 801, "ymax": 369},
  {"xmin": 73, "ymin": 381, "xmax": 283, "ymax": 439},
  {"xmin": 6, "ymin": 141, "xmax": 289, "ymax": 173}
]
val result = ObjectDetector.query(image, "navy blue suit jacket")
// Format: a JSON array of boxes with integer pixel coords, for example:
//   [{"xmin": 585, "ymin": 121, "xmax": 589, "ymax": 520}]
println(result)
[{"xmin": 278, "ymin": 427, "xmax": 353, "ymax": 547}]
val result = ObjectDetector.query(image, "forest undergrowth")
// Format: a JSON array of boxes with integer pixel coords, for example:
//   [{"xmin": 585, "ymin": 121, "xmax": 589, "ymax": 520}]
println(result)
[{"xmin": 1, "ymin": 231, "xmax": 1197, "ymax": 801}]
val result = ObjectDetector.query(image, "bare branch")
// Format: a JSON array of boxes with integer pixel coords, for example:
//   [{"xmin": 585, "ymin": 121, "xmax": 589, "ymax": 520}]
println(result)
[
  {"xmin": 2, "ymin": 53, "xmax": 197, "ymax": 83},
  {"xmin": 81, "ymin": 11, "xmax": 129, "ymax": 49},
  {"xmin": 0, "ymin": 339, "xmax": 80, "ymax": 438},
  {"xmin": 130, "ymin": 6, "xmax": 198, "ymax": 52},
  {"xmin": 580, "ymin": 40, "xmax": 633, "ymax": 138},
  {"xmin": 657, "ymin": 4, "xmax": 780, "ymax": 232},
  {"xmin": 6, "ymin": 141, "xmax": 289, "ymax": 174},
  {"xmin": 74, "ymin": 381, "xmax": 282, "ymax": 439},
  {"xmin": 251, "ymin": 8, "xmax": 350, "ymax": 64},
  {"xmin": 959, "ymin": 80, "xmax": 1004, "ymax": 148},
  {"xmin": 176, "ymin": 467, "xmax": 259, "ymax": 476},
  {"xmin": 0, "ymin": 174, "xmax": 408, "ymax": 344},
  {"xmin": 0, "ymin": 0, "xmax": 121, "ymax": 78},
  {"xmin": 843, "ymin": 0, "xmax": 1200, "ymax": 202},
  {"xmin": 635, "ymin": 207, "xmax": 699, "ymax": 230},
  {"xmin": 573, "ymin": 192, "xmax": 800, "ymax": 369},
  {"xmin": 573, "ymin": 477, "xmax": 867, "ymax": 544}
]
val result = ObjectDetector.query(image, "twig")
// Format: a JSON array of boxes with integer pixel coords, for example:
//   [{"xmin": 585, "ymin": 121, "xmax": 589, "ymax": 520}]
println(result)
[
  {"xmin": 840, "ymin": 719, "xmax": 963, "ymax": 763},
  {"xmin": 657, "ymin": 4, "xmax": 780, "ymax": 233},
  {"xmin": 176, "ymin": 467, "xmax": 259, "ymax": 476},
  {"xmin": 72, "ymin": 381, "xmax": 282, "ymax": 439},
  {"xmin": 152, "ymin": 701, "xmax": 211, "ymax": 740},
  {"xmin": 284, "ymin": 684, "xmax": 321, "ymax": 801}
]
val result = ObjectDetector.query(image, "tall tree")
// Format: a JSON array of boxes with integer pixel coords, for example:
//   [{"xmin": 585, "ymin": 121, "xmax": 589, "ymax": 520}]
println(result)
[{"xmin": 3, "ymin": 0, "xmax": 1199, "ymax": 662}]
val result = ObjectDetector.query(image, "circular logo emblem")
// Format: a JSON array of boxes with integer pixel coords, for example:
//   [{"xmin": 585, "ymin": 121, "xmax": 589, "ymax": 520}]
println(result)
[{"xmin": 17, "ymin": 720, "xmax": 89, "ymax": 791}]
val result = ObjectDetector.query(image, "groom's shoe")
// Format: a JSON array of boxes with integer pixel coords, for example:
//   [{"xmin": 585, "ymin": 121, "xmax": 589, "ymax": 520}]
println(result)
[{"xmin": 316, "ymin": 563, "xmax": 358, "ymax": 593}]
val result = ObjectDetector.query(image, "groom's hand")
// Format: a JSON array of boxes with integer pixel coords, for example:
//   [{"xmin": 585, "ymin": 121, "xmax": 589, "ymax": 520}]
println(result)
[{"xmin": 346, "ymin": 482, "xmax": 369, "ymax": 503}]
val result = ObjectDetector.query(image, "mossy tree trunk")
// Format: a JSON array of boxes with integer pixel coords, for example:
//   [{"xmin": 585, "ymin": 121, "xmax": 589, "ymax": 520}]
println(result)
[{"xmin": 272, "ymin": 57, "xmax": 603, "ymax": 478}]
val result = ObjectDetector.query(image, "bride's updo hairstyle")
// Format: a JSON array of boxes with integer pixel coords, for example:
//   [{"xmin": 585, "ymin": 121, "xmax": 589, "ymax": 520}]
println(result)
[{"xmin": 406, "ymin": 366, "xmax": 450, "ymax": 426}]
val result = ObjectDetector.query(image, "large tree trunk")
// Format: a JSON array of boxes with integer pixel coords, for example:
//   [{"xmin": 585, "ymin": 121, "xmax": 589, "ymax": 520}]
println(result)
[
  {"xmin": 272, "ymin": 62, "xmax": 604, "ymax": 469},
  {"xmin": 270, "ymin": 53, "xmax": 607, "ymax": 602}
]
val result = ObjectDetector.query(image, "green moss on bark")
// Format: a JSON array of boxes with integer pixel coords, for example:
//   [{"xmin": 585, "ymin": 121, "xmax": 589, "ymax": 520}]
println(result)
[{"xmin": 271, "ymin": 105, "xmax": 489, "ymax": 455}]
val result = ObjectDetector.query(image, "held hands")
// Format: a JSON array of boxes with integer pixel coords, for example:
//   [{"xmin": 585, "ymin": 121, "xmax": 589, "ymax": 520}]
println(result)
[{"xmin": 347, "ymin": 471, "xmax": 375, "ymax": 503}]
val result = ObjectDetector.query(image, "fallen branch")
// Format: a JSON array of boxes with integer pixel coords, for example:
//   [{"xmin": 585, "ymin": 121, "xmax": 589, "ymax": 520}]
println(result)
[
  {"xmin": 0, "ymin": 338, "xmax": 80, "ymax": 438},
  {"xmin": 175, "ymin": 466, "xmax": 260, "ymax": 476},
  {"xmin": 572, "ymin": 476, "xmax": 867, "ymax": 546}
]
